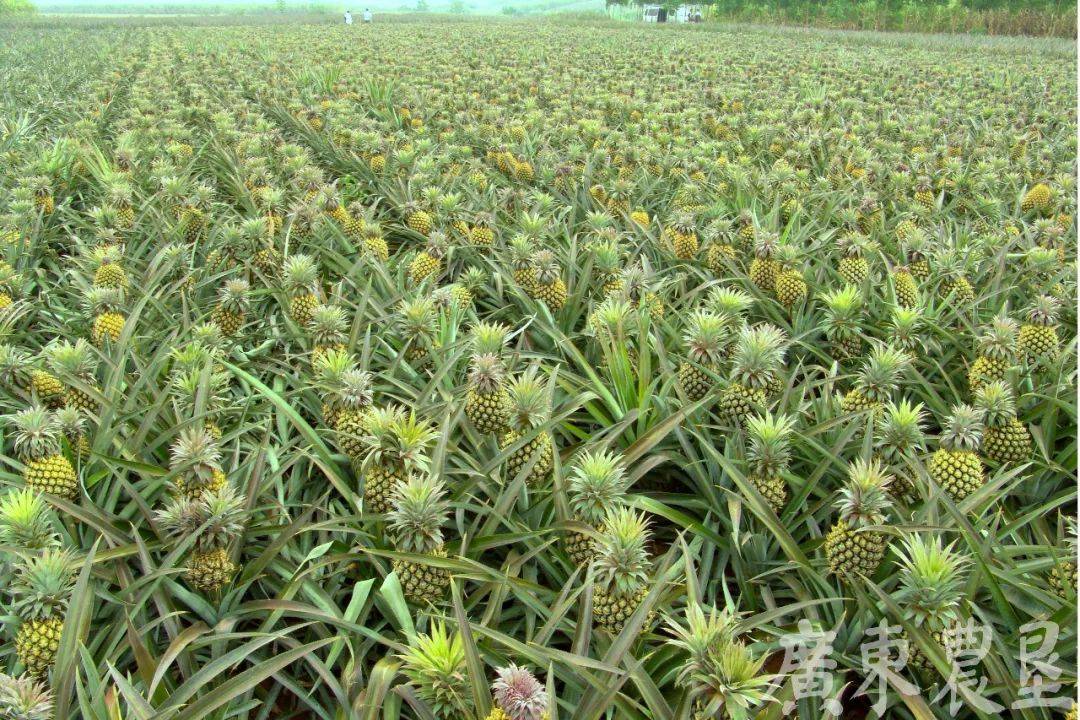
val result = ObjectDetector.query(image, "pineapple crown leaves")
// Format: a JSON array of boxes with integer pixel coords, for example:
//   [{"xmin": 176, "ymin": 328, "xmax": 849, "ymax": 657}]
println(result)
[
  {"xmin": 397, "ymin": 622, "xmax": 472, "ymax": 720},
  {"xmin": 874, "ymin": 399, "xmax": 927, "ymax": 460},
  {"xmin": 531, "ymin": 249, "xmax": 561, "ymax": 285},
  {"xmin": 0, "ymin": 262, "xmax": 23, "ymax": 296},
  {"xmin": 974, "ymin": 381, "xmax": 1018, "ymax": 428},
  {"xmin": 705, "ymin": 286, "xmax": 754, "ymax": 321},
  {"xmin": 467, "ymin": 354, "xmax": 507, "ymax": 395},
  {"xmin": 0, "ymin": 489, "xmax": 57, "ymax": 551},
  {"xmin": 852, "ymin": 345, "xmax": 909, "ymax": 401},
  {"xmin": 821, "ymin": 285, "xmax": 863, "ymax": 330},
  {"xmin": 666, "ymin": 603, "xmax": 772, "ymax": 717},
  {"xmin": 217, "ymin": 278, "xmax": 250, "ymax": 312},
  {"xmin": 0, "ymin": 344, "xmax": 31, "ymax": 388},
  {"xmin": 45, "ymin": 338, "xmax": 98, "ymax": 381},
  {"xmin": 83, "ymin": 286, "xmax": 126, "ymax": 315},
  {"xmin": 567, "ymin": 449, "xmax": 628, "ymax": 526},
  {"xmin": 313, "ymin": 348, "xmax": 357, "ymax": 391},
  {"xmin": 667, "ymin": 211, "xmax": 697, "ymax": 236},
  {"xmin": 491, "ymin": 665, "xmax": 549, "ymax": 720},
  {"xmin": 397, "ymin": 297, "xmax": 437, "ymax": 342},
  {"xmin": 507, "ymin": 235, "xmax": 536, "ymax": 271},
  {"xmin": 752, "ymin": 231, "xmax": 779, "ymax": 259},
  {"xmin": 0, "ymin": 672, "xmax": 53, "ymax": 720},
  {"xmin": 593, "ymin": 507, "xmax": 652, "ymax": 597},
  {"xmin": 9, "ymin": 407, "xmax": 62, "ymax": 461},
  {"xmin": 588, "ymin": 297, "xmax": 632, "ymax": 337},
  {"xmin": 1025, "ymin": 295, "xmax": 1059, "ymax": 327},
  {"xmin": 835, "ymin": 458, "xmax": 893, "ymax": 527},
  {"xmin": 976, "ymin": 316, "xmax": 1018, "ymax": 361},
  {"xmin": 306, "ymin": 304, "xmax": 349, "ymax": 346},
  {"xmin": 155, "ymin": 484, "xmax": 245, "ymax": 550},
  {"xmin": 169, "ymin": 427, "xmax": 222, "ymax": 481},
  {"xmin": 361, "ymin": 406, "xmax": 435, "ymax": 473},
  {"xmin": 506, "ymin": 370, "xmax": 550, "ymax": 430},
  {"xmin": 469, "ymin": 321, "xmax": 509, "ymax": 358},
  {"xmin": 282, "ymin": 254, "xmax": 319, "ymax": 294},
  {"xmin": 459, "ymin": 267, "xmax": 487, "ymax": 293},
  {"xmin": 169, "ymin": 366, "xmax": 229, "ymax": 415},
  {"xmin": 11, "ymin": 548, "xmax": 77, "ymax": 621},
  {"xmin": 387, "ymin": 474, "xmax": 448, "ymax": 553},
  {"xmin": 683, "ymin": 311, "xmax": 730, "ymax": 366},
  {"xmin": 837, "ymin": 230, "xmax": 875, "ymax": 258},
  {"xmin": 730, "ymin": 324, "xmax": 787, "ymax": 390},
  {"xmin": 337, "ymin": 369, "xmax": 374, "ymax": 411},
  {"xmin": 893, "ymin": 534, "xmax": 969, "ymax": 627},
  {"xmin": 745, "ymin": 412, "xmax": 795, "ymax": 477},
  {"xmin": 939, "ymin": 404, "xmax": 984, "ymax": 452},
  {"xmin": 422, "ymin": 231, "xmax": 449, "ymax": 260},
  {"xmin": 54, "ymin": 406, "xmax": 86, "ymax": 439}
]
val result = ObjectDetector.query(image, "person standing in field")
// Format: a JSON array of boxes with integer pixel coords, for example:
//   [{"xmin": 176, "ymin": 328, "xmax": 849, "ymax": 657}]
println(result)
[
  {"xmin": 363, "ymin": 8, "xmax": 372, "ymax": 22},
  {"xmin": 344, "ymin": 10, "xmax": 353, "ymax": 24}
]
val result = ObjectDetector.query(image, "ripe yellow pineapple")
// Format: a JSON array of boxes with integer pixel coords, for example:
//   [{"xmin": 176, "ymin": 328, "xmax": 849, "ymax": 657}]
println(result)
[
  {"xmin": 665, "ymin": 212, "xmax": 699, "ymax": 260},
  {"xmin": 529, "ymin": 250, "xmax": 567, "ymax": 311},
  {"xmin": 1021, "ymin": 183, "xmax": 1052, "ymax": 214},
  {"xmin": 409, "ymin": 232, "xmax": 447, "ymax": 285},
  {"xmin": 405, "ymin": 202, "xmax": 433, "ymax": 236},
  {"xmin": 282, "ymin": 254, "xmax": 320, "ymax": 326},
  {"xmin": 11, "ymin": 407, "xmax": 79, "ymax": 500},
  {"xmin": 1017, "ymin": 295, "xmax": 1059, "ymax": 365},
  {"xmin": 748, "ymin": 232, "xmax": 780, "ymax": 293},
  {"xmin": 719, "ymin": 324, "xmax": 787, "ymax": 428}
]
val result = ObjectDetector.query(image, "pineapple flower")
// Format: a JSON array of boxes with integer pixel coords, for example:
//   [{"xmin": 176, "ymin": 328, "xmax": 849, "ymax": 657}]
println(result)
[{"xmin": 491, "ymin": 664, "xmax": 549, "ymax": 720}]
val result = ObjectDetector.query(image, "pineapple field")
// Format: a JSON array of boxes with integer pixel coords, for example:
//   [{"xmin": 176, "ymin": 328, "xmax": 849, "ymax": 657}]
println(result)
[{"xmin": 0, "ymin": 16, "xmax": 1076, "ymax": 720}]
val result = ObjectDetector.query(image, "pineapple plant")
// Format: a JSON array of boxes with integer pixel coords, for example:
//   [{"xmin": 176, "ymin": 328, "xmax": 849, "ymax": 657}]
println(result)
[
  {"xmin": 904, "ymin": 228, "xmax": 932, "ymax": 281},
  {"xmin": 398, "ymin": 297, "xmax": 438, "ymax": 367},
  {"xmin": 592, "ymin": 507, "xmax": 653, "ymax": 634},
  {"xmin": 409, "ymin": 232, "xmax": 447, "ymax": 285},
  {"xmin": 894, "ymin": 534, "xmax": 969, "ymax": 671},
  {"xmin": 405, "ymin": 201, "xmax": 434, "ymax": 236},
  {"xmin": 1021, "ymin": 182, "xmax": 1052, "ymax": 214},
  {"xmin": 976, "ymin": 381, "xmax": 1031, "ymax": 465},
  {"xmin": 0, "ymin": 488, "xmax": 57, "ymax": 550},
  {"xmin": 928, "ymin": 404, "xmax": 985, "ymax": 502},
  {"xmin": 332, "ymin": 369, "xmax": 374, "ymax": 461},
  {"xmin": 744, "ymin": 411, "xmax": 795, "ymax": 512},
  {"xmin": 85, "ymin": 287, "xmax": 126, "ymax": 346},
  {"xmin": 11, "ymin": 549, "xmax": 75, "ymax": 677},
  {"xmin": 821, "ymin": 285, "xmax": 864, "ymax": 360},
  {"xmin": 772, "ymin": 244, "xmax": 808, "ymax": 309},
  {"xmin": 664, "ymin": 212, "xmax": 699, "ymax": 260},
  {"xmin": 358, "ymin": 406, "xmax": 435, "ymax": 514},
  {"xmin": 1017, "ymin": 295, "xmax": 1060, "ymax": 365},
  {"xmin": 891, "ymin": 266, "xmax": 919, "ymax": 310},
  {"xmin": 486, "ymin": 665, "xmax": 549, "ymax": 720},
  {"xmin": 156, "ymin": 485, "xmax": 245, "ymax": 592},
  {"xmin": 913, "ymin": 176, "xmax": 935, "ymax": 212},
  {"xmin": 1048, "ymin": 517, "xmax": 1077, "ymax": 600},
  {"xmin": 718, "ymin": 324, "xmax": 787, "ymax": 427},
  {"xmin": 564, "ymin": 449, "xmax": 628, "ymax": 567},
  {"xmin": 748, "ymin": 231, "xmax": 779, "ymax": 293},
  {"xmin": 45, "ymin": 339, "xmax": 99, "ymax": 414},
  {"xmin": 0, "ymin": 672, "xmax": 52, "ymax": 719},
  {"xmin": 211, "ymin": 279, "xmax": 250, "ymax": 337},
  {"xmin": 677, "ymin": 311, "xmax": 728, "ymax": 402},
  {"xmin": 469, "ymin": 211, "xmax": 495, "ymax": 246},
  {"xmin": 500, "ymin": 369, "xmax": 554, "ymax": 488},
  {"xmin": 90, "ymin": 244, "xmax": 128, "ymax": 289},
  {"xmin": 968, "ymin": 316, "xmax": 1019, "ymax": 392},
  {"xmin": 836, "ymin": 231, "xmax": 873, "ymax": 285},
  {"xmin": 397, "ymin": 622, "xmax": 472, "ymax": 719},
  {"xmin": 55, "ymin": 406, "xmax": 90, "ymax": 464},
  {"xmin": 824, "ymin": 458, "xmax": 893, "ymax": 582},
  {"xmin": 840, "ymin": 346, "xmax": 908, "ymax": 416},
  {"xmin": 387, "ymin": 474, "xmax": 452, "ymax": 605},
  {"xmin": 282, "ymin": 254, "xmax": 320, "ymax": 326},
  {"xmin": 507, "ymin": 234, "xmax": 537, "ymax": 292},
  {"xmin": 464, "ymin": 323, "xmax": 512, "ymax": 434},
  {"xmin": 874, "ymin": 399, "xmax": 927, "ymax": 500},
  {"xmin": 169, "ymin": 427, "xmax": 227, "ymax": 500},
  {"xmin": 11, "ymin": 408, "xmax": 79, "ymax": 500},
  {"xmin": 529, "ymin": 250, "xmax": 567, "ymax": 311},
  {"xmin": 307, "ymin": 303, "xmax": 349, "ymax": 365},
  {"xmin": 0, "ymin": 261, "xmax": 21, "ymax": 310}
]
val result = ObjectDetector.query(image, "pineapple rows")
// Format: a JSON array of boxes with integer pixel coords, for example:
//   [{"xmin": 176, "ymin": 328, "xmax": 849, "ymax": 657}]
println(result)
[{"xmin": 0, "ymin": 17, "xmax": 1073, "ymax": 719}]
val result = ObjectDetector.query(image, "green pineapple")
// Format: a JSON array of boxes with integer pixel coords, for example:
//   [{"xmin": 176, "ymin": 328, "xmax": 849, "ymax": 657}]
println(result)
[
  {"xmin": 282, "ymin": 254, "xmax": 320, "ymax": 326},
  {"xmin": 409, "ymin": 231, "xmax": 447, "ymax": 285},
  {"xmin": 530, "ymin": 250, "xmax": 567, "ymax": 311},
  {"xmin": 45, "ymin": 340, "xmax": 99, "ymax": 414},
  {"xmin": 874, "ymin": 399, "xmax": 926, "ymax": 500},
  {"xmin": 678, "ymin": 311, "xmax": 728, "ymax": 402},
  {"xmin": 665, "ymin": 212, "xmax": 699, "ymax": 260},
  {"xmin": 10, "ymin": 408, "xmax": 78, "ymax": 500},
  {"xmin": 968, "ymin": 317, "xmax": 1017, "ymax": 393},
  {"xmin": 773, "ymin": 244, "xmax": 808, "ymax": 309},
  {"xmin": 0, "ymin": 488, "xmax": 57, "ymax": 550},
  {"xmin": 824, "ymin": 459, "xmax": 893, "ymax": 582},
  {"xmin": 976, "ymin": 382, "xmax": 1031, "ymax": 465},
  {"xmin": 211, "ymin": 279, "xmax": 249, "ymax": 337},
  {"xmin": 388, "ymin": 474, "xmax": 452, "ymax": 605},
  {"xmin": 891, "ymin": 266, "xmax": 919, "ymax": 310},
  {"xmin": 397, "ymin": 622, "xmax": 472, "ymax": 719},
  {"xmin": 169, "ymin": 427, "xmax": 227, "ymax": 501},
  {"xmin": 840, "ymin": 346, "xmax": 908, "ymax": 416},
  {"xmin": 937, "ymin": 251, "xmax": 974, "ymax": 304},
  {"xmin": 156, "ymin": 485, "xmax": 245, "ymax": 592},
  {"xmin": 55, "ymin": 407, "xmax": 90, "ymax": 464},
  {"xmin": 487, "ymin": 665, "xmax": 550, "ymax": 720},
  {"xmin": 894, "ymin": 534, "xmax": 969, "ymax": 671},
  {"xmin": 718, "ymin": 324, "xmax": 787, "ymax": 427},
  {"xmin": 0, "ymin": 671, "xmax": 53, "ymax": 719},
  {"xmin": 821, "ymin": 285, "xmax": 864, "ymax": 360},
  {"xmin": 332, "ymin": 369, "xmax": 374, "ymax": 461},
  {"xmin": 398, "ymin": 297, "xmax": 438, "ymax": 367},
  {"xmin": 464, "ymin": 323, "xmax": 512, "ymax": 434},
  {"xmin": 904, "ymin": 228, "xmax": 931, "ymax": 281},
  {"xmin": 507, "ymin": 234, "xmax": 537, "ymax": 292},
  {"xmin": 90, "ymin": 244, "xmax": 128, "ymax": 289},
  {"xmin": 928, "ymin": 405, "xmax": 984, "ymax": 502},
  {"xmin": 358, "ymin": 406, "xmax": 435, "ymax": 513},
  {"xmin": 592, "ymin": 507, "xmax": 653, "ymax": 634},
  {"xmin": 85, "ymin": 286, "xmax": 126, "ymax": 347},
  {"xmin": 836, "ymin": 231, "xmax": 873, "ymax": 285},
  {"xmin": 314, "ymin": 348, "xmax": 357, "ymax": 428},
  {"xmin": 500, "ymin": 370, "xmax": 554, "ymax": 488},
  {"xmin": 1017, "ymin": 295, "xmax": 1059, "ymax": 365},
  {"xmin": 1048, "ymin": 517, "xmax": 1077, "ymax": 600},
  {"xmin": 748, "ymin": 231, "xmax": 779, "ymax": 293},
  {"xmin": 307, "ymin": 303, "xmax": 349, "ymax": 365},
  {"xmin": 703, "ymin": 219, "xmax": 737, "ymax": 275},
  {"xmin": 11, "ymin": 549, "xmax": 75, "ymax": 678},
  {"xmin": 744, "ymin": 411, "xmax": 794, "ymax": 512},
  {"xmin": 565, "ymin": 449, "xmax": 627, "ymax": 566}
]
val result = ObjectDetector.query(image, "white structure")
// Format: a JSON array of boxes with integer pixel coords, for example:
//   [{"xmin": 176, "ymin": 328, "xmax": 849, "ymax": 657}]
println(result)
[
  {"xmin": 674, "ymin": 4, "xmax": 702, "ymax": 22},
  {"xmin": 642, "ymin": 4, "xmax": 701, "ymax": 23},
  {"xmin": 642, "ymin": 5, "xmax": 666, "ymax": 22}
]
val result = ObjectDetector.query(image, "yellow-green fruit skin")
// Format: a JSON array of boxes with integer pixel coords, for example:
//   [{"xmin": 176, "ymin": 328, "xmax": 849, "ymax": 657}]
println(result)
[
  {"xmin": 929, "ymin": 449, "xmax": 983, "ymax": 502},
  {"xmin": 1018, "ymin": 325, "xmax": 1058, "ymax": 364},
  {"xmin": 894, "ymin": 271, "xmax": 918, "ymax": 309},
  {"xmin": 92, "ymin": 312, "xmax": 125, "ymax": 345},
  {"xmin": 334, "ymin": 409, "xmax": 368, "ymax": 461},
  {"xmin": 188, "ymin": 547, "xmax": 236, "ymax": 592},
  {"xmin": 982, "ymin": 420, "xmax": 1031, "ymax": 464},
  {"xmin": 212, "ymin": 308, "xmax": 244, "ymax": 336},
  {"xmin": 406, "ymin": 212, "xmax": 432, "ymax": 236},
  {"xmin": 564, "ymin": 529, "xmax": 596, "ymax": 566},
  {"xmin": 749, "ymin": 472, "xmax": 786, "ymax": 512},
  {"xmin": 718, "ymin": 384, "xmax": 765, "ymax": 427},
  {"xmin": 500, "ymin": 430, "xmax": 553, "ymax": 487},
  {"xmin": 393, "ymin": 551, "xmax": 451, "ymax": 605},
  {"xmin": 838, "ymin": 256, "xmax": 868, "ymax": 285},
  {"xmin": 671, "ymin": 230, "xmax": 698, "ymax": 260},
  {"xmin": 408, "ymin": 253, "xmax": 440, "ymax": 284},
  {"xmin": 840, "ymin": 389, "xmax": 881, "ymax": 416},
  {"xmin": 16, "ymin": 617, "xmax": 63, "ymax": 677},
  {"xmin": 824, "ymin": 521, "xmax": 886, "ymax": 581},
  {"xmin": 1048, "ymin": 560, "xmax": 1076, "ymax": 599},
  {"xmin": 30, "ymin": 370, "xmax": 65, "ymax": 409},
  {"xmin": 968, "ymin": 355, "xmax": 1006, "ymax": 393},
  {"xmin": 363, "ymin": 463, "xmax": 403, "ymax": 514},
  {"xmin": 774, "ymin": 271, "xmax": 807, "ymax": 307},
  {"xmin": 290, "ymin": 294, "xmax": 318, "ymax": 326},
  {"xmin": 532, "ymin": 279, "xmax": 567, "ymax": 310},
  {"xmin": 176, "ymin": 468, "xmax": 227, "ymax": 502},
  {"xmin": 65, "ymin": 387, "xmax": 97, "ymax": 414},
  {"xmin": 465, "ymin": 387, "xmax": 511, "ymax": 434},
  {"xmin": 94, "ymin": 263, "xmax": 127, "ymax": 289},
  {"xmin": 25, "ymin": 454, "xmax": 78, "ymax": 499},
  {"xmin": 1021, "ymin": 184, "xmax": 1051, "ymax": 214},
  {"xmin": 678, "ymin": 362, "xmax": 712, "ymax": 402},
  {"xmin": 593, "ymin": 586, "xmax": 650, "ymax": 634},
  {"xmin": 748, "ymin": 258, "xmax": 778, "ymax": 292}
]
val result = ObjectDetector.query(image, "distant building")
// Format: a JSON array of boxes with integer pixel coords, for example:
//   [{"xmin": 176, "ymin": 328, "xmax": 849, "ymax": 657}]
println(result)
[{"xmin": 641, "ymin": 4, "xmax": 702, "ymax": 23}]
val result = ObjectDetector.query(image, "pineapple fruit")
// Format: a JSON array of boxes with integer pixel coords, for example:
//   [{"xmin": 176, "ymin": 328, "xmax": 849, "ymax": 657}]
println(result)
[
  {"xmin": 11, "ymin": 407, "xmax": 79, "ymax": 500},
  {"xmin": 388, "ymin": 474, "xmax": 452, "ymax": 605},
  {"xmin": 824, "ymin": 459, "xmax": 893, "ymax": 582},
  {"xmin": 564, "ymin": 449, "xmax": 627, "ymax": 567},
  {"xmin": 928, "ymin": 404, "xmax": 985, "ymax": 502},
  {"xmin": 592, "ymin": 507, "xmax": 653, "ymax": 634}
]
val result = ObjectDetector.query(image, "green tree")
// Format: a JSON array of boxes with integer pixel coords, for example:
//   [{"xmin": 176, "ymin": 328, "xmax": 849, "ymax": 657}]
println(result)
[{"xmin": 0, "ymin": 0, "xmax": 35, "ymax": 14}]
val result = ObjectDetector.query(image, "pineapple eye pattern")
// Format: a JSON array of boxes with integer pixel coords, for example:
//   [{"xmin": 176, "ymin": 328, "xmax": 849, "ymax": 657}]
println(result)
[{"xmin": 0, "ymin": 14, "xmax": 1073, "ymax": 720}]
